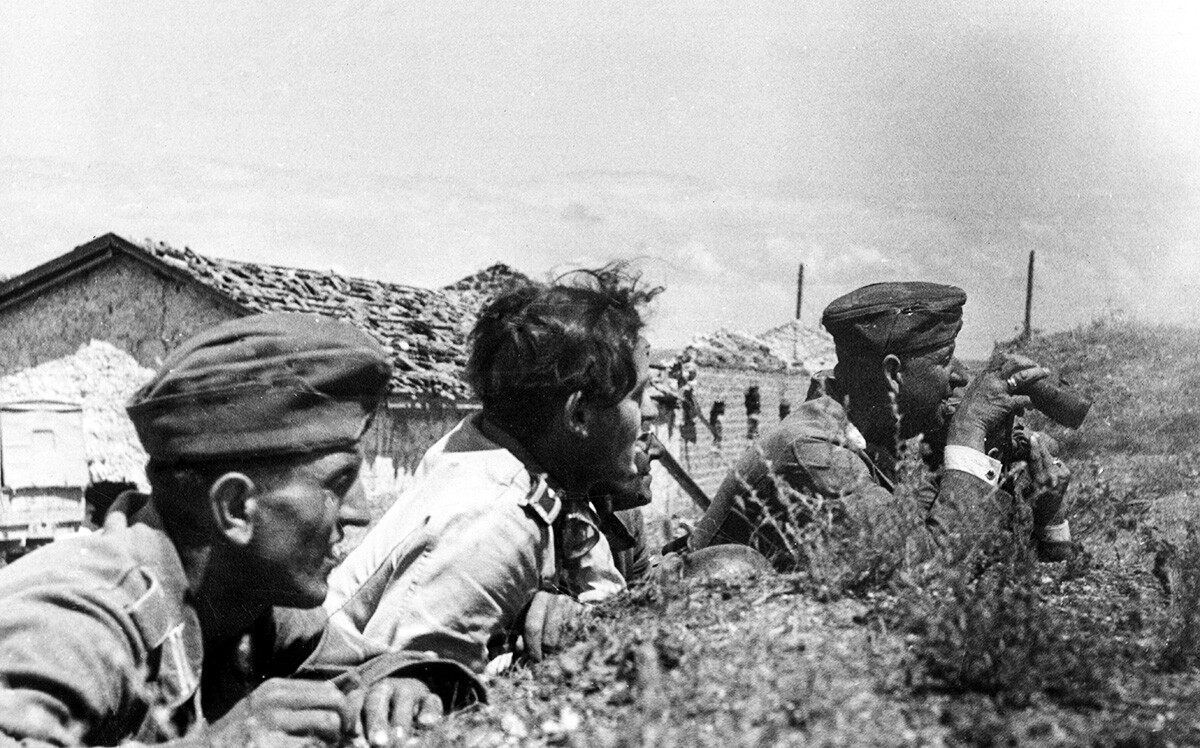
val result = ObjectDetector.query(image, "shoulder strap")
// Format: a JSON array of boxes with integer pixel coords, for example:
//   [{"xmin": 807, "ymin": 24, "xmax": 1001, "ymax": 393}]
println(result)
[
  {"xmin": 116, "ymin": 564, "xmax": 202, "ymax": 738},
  {"xmin": 516, "ymin": 472, "xmax": 561, "ymax": 525}
]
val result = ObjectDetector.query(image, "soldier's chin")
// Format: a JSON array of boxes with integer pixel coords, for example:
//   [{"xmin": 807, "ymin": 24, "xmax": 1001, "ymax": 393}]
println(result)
[
  {"xmin": 593, "ymin": 473, "xmax": 650, "ymax": 510},
  {"xmin": 279, "ymin": 581, "xmax": 328, "ymax": 609},
  {"xmin": 928, "ymin": 400, "xmax": 958, "ymax": 433}
]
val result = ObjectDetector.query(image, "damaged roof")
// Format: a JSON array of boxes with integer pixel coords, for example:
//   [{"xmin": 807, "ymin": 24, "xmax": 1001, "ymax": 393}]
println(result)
[{"xmin": 0, "ymin": 233, "xmax": 527, "ymax": 401}]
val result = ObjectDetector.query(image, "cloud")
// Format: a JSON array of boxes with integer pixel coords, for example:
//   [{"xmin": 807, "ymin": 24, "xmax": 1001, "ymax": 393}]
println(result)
[
  {"xmin": 671, "ymin": 240, "xmax": 723, "ymax": 277},
  {"xmin": 3, "ymin": 160, "xmax": 1197, "ymax": 358}
]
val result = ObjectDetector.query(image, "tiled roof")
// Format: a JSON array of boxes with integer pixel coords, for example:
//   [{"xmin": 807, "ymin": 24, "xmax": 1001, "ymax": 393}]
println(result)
[{"xmin": 140, "ymin": 240, "xmax": 527, "ymax": 401}]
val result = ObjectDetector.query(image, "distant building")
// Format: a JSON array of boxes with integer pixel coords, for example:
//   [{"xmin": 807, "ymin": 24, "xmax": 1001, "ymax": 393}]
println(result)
[
  {"xmin": 0, "ymin": 233, "xmax": 526, "ymax": 499},
  {"xmin": 647, "ymin": 322, "xmax": 835, "ymax": 522}
]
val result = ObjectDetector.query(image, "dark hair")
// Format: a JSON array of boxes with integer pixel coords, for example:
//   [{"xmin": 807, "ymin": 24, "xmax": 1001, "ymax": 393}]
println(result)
[{"xmin": 466, "ymin": 263, "xmax": 662, "ymax": 439}]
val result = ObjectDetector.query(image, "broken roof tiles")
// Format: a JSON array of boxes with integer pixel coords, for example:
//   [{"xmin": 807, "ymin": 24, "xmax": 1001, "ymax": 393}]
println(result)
[{"xmin": 140, "ymin": 240, "xmax": 527, "ymax": 401}]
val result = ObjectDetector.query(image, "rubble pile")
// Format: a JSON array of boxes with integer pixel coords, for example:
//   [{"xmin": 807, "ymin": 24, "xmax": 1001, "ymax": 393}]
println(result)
[
  {"xmin": 441, "ymin": 263, "xmax": 529, "ymax": 312},
  {"xmin": 0, "ymin": 341, "xmax": 152, "ymax": 487},
  {"xmin": 684, "ymin": 328, "xmax": 790, "ymax": 372},
  {"xmin": 758, "ymin": 320, "xmax": 837, "ymax": 374},
  {"xmin": 142, "ymin": 241, "xmax": 508, "ymax": 401}
]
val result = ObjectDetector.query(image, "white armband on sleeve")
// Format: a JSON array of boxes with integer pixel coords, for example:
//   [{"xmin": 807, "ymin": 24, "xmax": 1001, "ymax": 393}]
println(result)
[{"xmin": 943, "ymin": 445, "xmax": 1003, "ymax": 487}]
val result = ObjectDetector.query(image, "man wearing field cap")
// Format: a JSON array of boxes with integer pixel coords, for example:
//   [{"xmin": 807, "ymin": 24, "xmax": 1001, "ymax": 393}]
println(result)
[
  {"xmin": 0, "ymin": 313, "xmax": 478, "ymax": 747},
  {"xmin": 690, "ymin": 281, "xmax": 1074, "ymax": 567}
]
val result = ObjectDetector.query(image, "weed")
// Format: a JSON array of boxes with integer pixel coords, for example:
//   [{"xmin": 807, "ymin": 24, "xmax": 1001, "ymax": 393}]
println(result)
[
  {"xmin": 897, "ymin": 544, "xmax": 1109, "ymax": 708},
  {"xmin": 1161, "ymin": 523, "xmax": 1200, "ymax": 672}
]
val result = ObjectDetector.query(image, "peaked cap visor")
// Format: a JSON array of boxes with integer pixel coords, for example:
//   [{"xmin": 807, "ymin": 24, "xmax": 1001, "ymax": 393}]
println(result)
[
  {"xmin": 128, "ymin": 312, "xmax": 392, "ymax": 462},
  {"xmin": 821, "ymin": 281, "xmax": 966, "ymax": 355}
]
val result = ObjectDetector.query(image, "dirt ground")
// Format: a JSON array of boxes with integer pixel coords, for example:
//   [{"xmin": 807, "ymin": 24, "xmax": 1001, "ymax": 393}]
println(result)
[{"xmin": 407, "ymin": 321, "xmax": 1200, "ymax": 747}]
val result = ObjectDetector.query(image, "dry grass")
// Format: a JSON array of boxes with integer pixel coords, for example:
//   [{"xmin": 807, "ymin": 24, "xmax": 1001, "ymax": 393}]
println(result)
[{"xmin": 401, "ymin": 318, "xmax": 1200, "ymax": 746}]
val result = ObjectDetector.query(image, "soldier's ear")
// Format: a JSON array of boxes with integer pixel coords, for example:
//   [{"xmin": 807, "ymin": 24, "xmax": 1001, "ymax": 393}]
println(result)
[
  {"xmin": 210, "ymin": 472, "xmax": 257, "ymax": 546},
  {"xmin": 882, "ymin": 354, "xmax": 903, "ymax": 395},
  {"xmin": 561, "ymin": 390, "xmax": 590, "ymax": 439}
]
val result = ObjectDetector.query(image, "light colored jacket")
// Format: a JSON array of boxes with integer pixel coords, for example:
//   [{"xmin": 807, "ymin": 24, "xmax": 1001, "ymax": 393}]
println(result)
[{"xmin": 311, "ymin": 415, "xmax": 625, "ymax": 674}]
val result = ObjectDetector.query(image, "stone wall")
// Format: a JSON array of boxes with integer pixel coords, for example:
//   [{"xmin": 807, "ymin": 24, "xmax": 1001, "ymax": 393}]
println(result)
[
  {"xmin": 0, "ymin": 341, "xmax": 153, "ymax": 487},
  {"xmin": 645, "ymin": 365, "xmax": 813, "ymax": 529},
  {"xmin": 0, "ymin": 254, "xmax": 236, "ymax": 376}
]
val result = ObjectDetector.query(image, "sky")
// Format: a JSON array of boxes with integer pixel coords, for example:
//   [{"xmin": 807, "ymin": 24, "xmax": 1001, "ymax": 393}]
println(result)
[{"xmin": 2, "ymin": 1, "xmax": 1198, "ymax": 358}]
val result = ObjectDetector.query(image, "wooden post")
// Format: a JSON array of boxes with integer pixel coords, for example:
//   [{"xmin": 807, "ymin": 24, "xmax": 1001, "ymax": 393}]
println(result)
[
  {"xmin": 1022, "ymin": 250, "xmax": 1035, "ymax": 341},
  {"xmin": 795, "ymin": 263, "xmax": 804, "ymax": 320}
]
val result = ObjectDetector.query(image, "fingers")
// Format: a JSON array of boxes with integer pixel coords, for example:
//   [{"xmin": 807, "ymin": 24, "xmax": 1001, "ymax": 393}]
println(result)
[
  {"xmin": 256, "ymin": 679, "xmax": 352, "ymax": 742},
  {"xmin": 1005, "ymin": 366, "xmax": 1051, "ymax": 391},
  {"xmin": 339, "ymin": 673, "xmax": 365, "ymax": 739},
  {"xmin": 361, "ymin": 679, "xmax": 444, "ymax": 747},
  {"xmin": 523, "ymin": 592, "xmax": 587, "ymax": 662},
  {"xmin": 102, "ymin": 509, "xmax": 130, "ymax": 532},
  {"xmin": 270, "ymin": 709, "xmax": 347, "ymax": 745},
  {"xmin": 992, "ymin": 352, "xmax": 1050, "ymax": 388},
  {"xmin": 208, "ymin": 678, "xmax": 356, "ymax": 746},
  {"xmin": 256, "ymin": 678, "xmax": 348, "ymax": 709},
  {"xmin": 540, "ymin": 596, "xmax": 583, "ymax": 654},
  {"xmin": 102, "ymin": 491, "xmax": 142, "ymax": 531},
  {"xmin": 524, "ymin": 591, "xmax": 551, "ymax": 662},
  {"xmin": 1028, "ymin": 432, "xmax": 1052, "ymax": 476},
  {"xmin": 362, "ymin": 683, "xmax": 395, "ymax": 748},
  {"xmin": 417, "ymin": 692, "xmax": 445, "ymax": 728},
  {"xmin": 1029, "ymin": 433, "xmax": 1070, "ymax": 490}
]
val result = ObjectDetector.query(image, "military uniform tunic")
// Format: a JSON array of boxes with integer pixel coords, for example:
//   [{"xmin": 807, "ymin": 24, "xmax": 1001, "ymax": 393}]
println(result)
[
  {"xmin": 691, "ymin": 394, "xmax": 997, "ymax": 569},
  {"xmin": 0, "ymin": 510, "xmax": 206, "ymax": 745}
]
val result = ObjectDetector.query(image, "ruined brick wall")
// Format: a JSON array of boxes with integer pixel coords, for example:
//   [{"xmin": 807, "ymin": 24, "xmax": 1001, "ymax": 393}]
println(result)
[
  {"xmin": 364, "ymin": 402, "xmax": 479, "ymax": 474},
  {"xmin": 647, "ymin": 365, "xmax": 813, "ymax": 526},
  {"xmin": 0, "ymin": 255, "xmax": 237, "ymax": 376}
]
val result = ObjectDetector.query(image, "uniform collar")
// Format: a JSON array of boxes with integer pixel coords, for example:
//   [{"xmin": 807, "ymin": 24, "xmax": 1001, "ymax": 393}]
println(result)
[{"xmin": 473, "ymin": 413, "xmax": 568, "ymax": 496}]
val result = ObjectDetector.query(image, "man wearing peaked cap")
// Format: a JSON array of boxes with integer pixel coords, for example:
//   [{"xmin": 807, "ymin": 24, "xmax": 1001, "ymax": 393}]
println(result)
[
  {"xmin": 0, "ymin": 313, "xmax": 480, "ymax": 748},
  {"xmin": 821, "ymin": 281, "xmax": 967, "ymax": 357},
  {"xmin": 689, "ymin": 281, "xmax": 1075, "ymax": 568}
]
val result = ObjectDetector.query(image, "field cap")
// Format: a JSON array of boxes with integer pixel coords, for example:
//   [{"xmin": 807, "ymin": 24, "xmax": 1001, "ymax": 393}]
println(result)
[
  {"xmin": 128, "ymin": 313, "xmax": 392, "ymax": 462},
  {"xmin": 821, "ymin": 282, "xmax": 966, "ymax": 355}
]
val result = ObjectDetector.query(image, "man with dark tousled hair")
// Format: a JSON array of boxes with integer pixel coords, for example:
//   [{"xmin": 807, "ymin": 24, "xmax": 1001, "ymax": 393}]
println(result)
[{"xmin": 308, "ymin": 265, "xmax": 661, "ymax": 676}]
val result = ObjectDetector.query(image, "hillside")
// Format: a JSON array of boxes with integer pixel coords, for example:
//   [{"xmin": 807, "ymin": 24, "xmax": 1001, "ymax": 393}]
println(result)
[
  {"xmin": 1014, "ymin": 319, "xmax": 1200, "ymax": 458},
  {"xmin": 414, "ymin": 319, "xmax": 1200, "ymax": 747}
]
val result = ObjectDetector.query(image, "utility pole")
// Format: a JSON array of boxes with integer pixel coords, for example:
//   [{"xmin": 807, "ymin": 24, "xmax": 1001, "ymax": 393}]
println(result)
[
  {"xmin": 1022, "ymin": 250, "xmax": 1035, "ymax": 341},
  {"xmin": 795, "ymin": 263, "xmax": 804, "ymax": 320},
  {"xmin": 792, "ymin": 262, "xmax": 804, "ymax": 364}
]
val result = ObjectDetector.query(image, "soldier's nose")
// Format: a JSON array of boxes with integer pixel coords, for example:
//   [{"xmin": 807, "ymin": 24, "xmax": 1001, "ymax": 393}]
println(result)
[
  {"xmin": 949, "ymin": 358, "xmax": 969, "ymax": 387},
  {"xmin": 639, "ymin": 390, "xmax": 658, "ymax": 426},
  {"xmin": 338, "ymin": 478, "xmax": 372, "ymax": 528}
]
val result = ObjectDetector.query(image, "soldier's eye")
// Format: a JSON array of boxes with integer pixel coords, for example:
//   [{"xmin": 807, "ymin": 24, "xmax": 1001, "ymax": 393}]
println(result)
[{"xmin": 327, "ymin": 466, "xmax": 359, "ymax": 496}]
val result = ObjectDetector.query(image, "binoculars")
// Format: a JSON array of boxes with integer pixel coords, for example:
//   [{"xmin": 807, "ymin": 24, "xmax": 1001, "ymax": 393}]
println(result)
[{"xmin": 1019, "ymin": 376, "xmax": 1091, "ymax": 429}]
